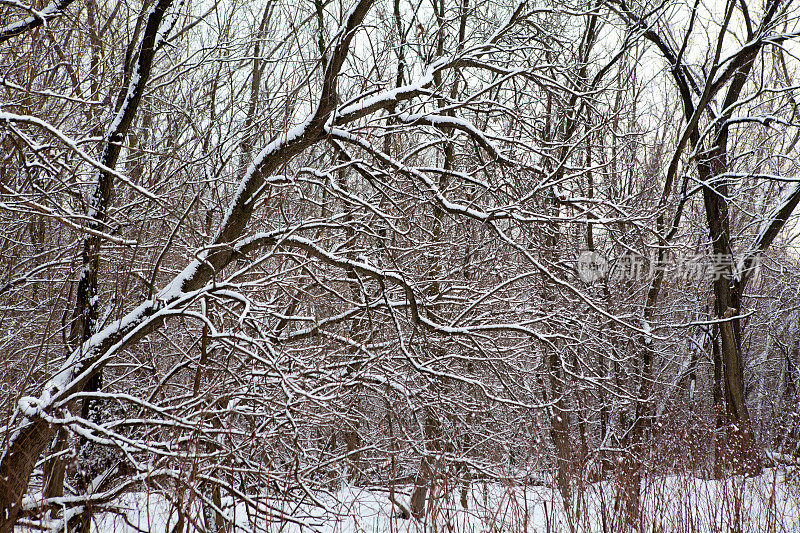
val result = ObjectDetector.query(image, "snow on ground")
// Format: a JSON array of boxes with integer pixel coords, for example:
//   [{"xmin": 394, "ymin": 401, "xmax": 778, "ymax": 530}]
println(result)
[{"xmin": 65, "ymin": 467, "xmax": 800, "ymax": 532}]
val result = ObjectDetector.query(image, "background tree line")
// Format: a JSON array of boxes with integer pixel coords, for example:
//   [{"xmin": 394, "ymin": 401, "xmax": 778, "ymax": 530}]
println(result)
[{"xmin": 1, "ymin": 0, "xmax": 800, "ymax": 530}]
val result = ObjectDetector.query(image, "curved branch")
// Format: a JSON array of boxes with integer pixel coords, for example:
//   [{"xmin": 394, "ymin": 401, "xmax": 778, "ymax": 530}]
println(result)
[
  {"xmin": 0, "ymin": 1, "xmax": 376, "ymax": 527},
  {"xmin": 0, "ymin": 0, "xmax": 74, "ymax": 43}
]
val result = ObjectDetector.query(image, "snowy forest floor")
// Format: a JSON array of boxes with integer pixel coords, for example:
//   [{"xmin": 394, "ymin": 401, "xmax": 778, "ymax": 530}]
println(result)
[{"xmin": 40, "ymin": 466, "xmax": 800, "ymax": 532}]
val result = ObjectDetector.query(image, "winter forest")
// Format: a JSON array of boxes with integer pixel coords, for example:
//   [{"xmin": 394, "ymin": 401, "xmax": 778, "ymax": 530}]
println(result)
[{"xmin": 2, "ymin": 0, "xmax": 800, "ymax": 530}]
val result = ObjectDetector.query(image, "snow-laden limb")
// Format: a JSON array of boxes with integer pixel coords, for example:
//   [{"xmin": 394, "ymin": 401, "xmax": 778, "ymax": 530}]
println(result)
[
  {"xmin": 210, "ymin": 0, "xmax": 373, "ymax": 255},
  {"xmin": 296, "ymin": 166, "xmax": 400, "ymax": 228},
  {"xmin": 395, "ymin": 112, "xmax": 508, "ymax": 162},
  {"xmin": 735, "ymin": 179, "xmax": 800, "ymax": 285},
  {"xmin": 328, "ymin": 126, "xmax": 555, "ymax": 224},
  {"xmin": 64, "ymin": 3, "xmax": 182, "ymax": 504},
  {"xmin": 487, "ymin": 219, "xmax": 648, "ymax": 337},
  {"xmin": 0, "ymin": 0, "xmax": 75, "ymax": 43},
  {"xmin": 330, "ymin": 17, "xmax": 570, "ymax": 130},
  {"xmin": 333, "ymin": 57, "xmax": 451, "ymax": 123},
  {"xmin": 21, "ymin": 273, "xmax": 211, "ymax": 417},
  {"xmin": 481, "ymin": 0, "xmax": 531, "ymax": 52},
  {"xmin": 0, "ymin": 111, "xmax": 164, "ymax": 207},
  {"xmin": 642, "ymin": 319, "xmax": 652, "ymax": 345},
  {"xmin": 0, "ymin": 279, "xmax": 200, "ymax": 526},
  {"xmin": 327, "ymin": 126, "xmax": 499, "ymax": 221},
  {"xmin": 234, "ymin": 231, "xmax": 421, "ymax": 325},
  {"xmin": 216, "ymin": 117, "xmax": 314, "ymax": 241},
  {"xmin": 229, "ymin": 231, "xmax": 573, "ymax": 409},
  {"xmin": 0, "ymin": 189, "xmax": 134, "ymax": 245},
  {"xmin": 0, "ymin": 78, "xmax": 103, "ymax": 106},
  {"xmin": 0, "ymin": 0, "xmax": 378, "ymax": 525},
  {"xmin": 87, "ymin": 0, "xmax": 179, "ymax": 222}
]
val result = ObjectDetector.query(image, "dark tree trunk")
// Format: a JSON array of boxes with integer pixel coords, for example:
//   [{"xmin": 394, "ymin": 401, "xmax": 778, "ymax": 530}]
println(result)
[{"xmin": 699, "ymin": 150, "xmax": 761, "ymax": 475}]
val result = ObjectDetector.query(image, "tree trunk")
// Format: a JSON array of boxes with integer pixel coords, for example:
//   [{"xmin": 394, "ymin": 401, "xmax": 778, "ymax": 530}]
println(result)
[{"xmin": 700, "ymin": 152, "xmax": 761, "ymax": 476}]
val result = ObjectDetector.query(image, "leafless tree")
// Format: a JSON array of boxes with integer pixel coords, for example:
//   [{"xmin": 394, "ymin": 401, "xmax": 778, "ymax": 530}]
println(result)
[{"xmin": 2, "ymin": 0, "xmax": 800, "ymax": 530}]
